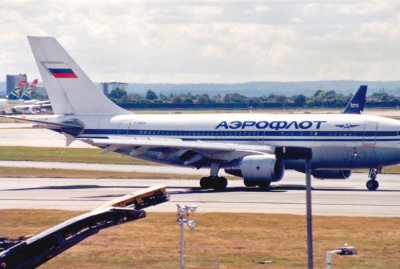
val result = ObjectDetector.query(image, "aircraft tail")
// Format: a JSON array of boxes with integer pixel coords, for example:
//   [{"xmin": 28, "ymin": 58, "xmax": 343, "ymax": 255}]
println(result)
[
  {"xmin": 343, "ymin": 85, "xmax": 367, "ymax": 114},
  {"xmin": 8, "ymin": 80, "xmax": 27, "ymax": 100},
  {"xmin": 28, "ymin": 36, "xmax": 131, "ymax": 115},
  {"xmin": 21, "ymin": 79, "xmax": 38, "ymax": 100}
]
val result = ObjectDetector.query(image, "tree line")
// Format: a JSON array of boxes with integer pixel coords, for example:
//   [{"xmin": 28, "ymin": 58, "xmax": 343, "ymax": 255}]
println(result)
[{"xmin": 107, "ymin": 88, "xmax": 400, "ymax": 109}]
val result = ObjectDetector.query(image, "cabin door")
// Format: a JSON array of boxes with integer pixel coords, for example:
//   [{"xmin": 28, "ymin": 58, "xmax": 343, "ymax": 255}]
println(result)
[
  {"xmin": 118, "ymin": 120, "xmax": 132, "ymax": 135},
  {"xmin": 363, "ymin": 122, "xmax": 378, "ymax": 146}
]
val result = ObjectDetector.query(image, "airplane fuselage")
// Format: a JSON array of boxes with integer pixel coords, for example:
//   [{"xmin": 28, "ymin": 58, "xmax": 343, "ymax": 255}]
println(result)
[{"xmin": 44, "ymin": 113, "xmax": 400, "ymax": 170}]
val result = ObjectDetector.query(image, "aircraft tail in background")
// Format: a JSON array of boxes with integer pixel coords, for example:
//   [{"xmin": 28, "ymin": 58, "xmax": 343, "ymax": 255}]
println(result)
[
  {"xmin": 21, "ymin": 79, "xmax": 38, "ymax": 100},
  {"xmin": 343, "ymin": 85, "xmax": 367, "ymax": 114},
  {"xmin": 28, "ymin": 36, "xmax": 130, "ymax": 116},
  {"xmin": 8, "ymin": 80, "xmax": 27, "ymax": 100}
]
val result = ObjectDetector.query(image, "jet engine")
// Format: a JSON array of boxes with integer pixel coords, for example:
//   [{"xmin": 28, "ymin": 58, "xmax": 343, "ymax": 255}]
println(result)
[
  {"xmin": 225, "ymin": 154, "xmax": 285, "ymax": 185},
  {"xmin": 311, "ymin": 169, "xmax": 352, "ymax": 179}
]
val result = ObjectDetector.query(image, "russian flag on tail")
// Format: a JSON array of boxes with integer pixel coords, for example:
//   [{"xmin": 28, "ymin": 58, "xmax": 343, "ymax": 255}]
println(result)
[{"xmin": 44, "ymin": 62, "xmax": 78, "ymax": 78}]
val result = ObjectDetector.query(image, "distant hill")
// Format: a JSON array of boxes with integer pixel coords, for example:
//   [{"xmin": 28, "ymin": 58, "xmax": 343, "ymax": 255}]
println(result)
[
  {"xmin": 126, "ymin": 80, "xmax": 400, "ymax": 97},
  {"xmin": 2, "ymin": 80, "xmax": 400, "ymax": 97}
]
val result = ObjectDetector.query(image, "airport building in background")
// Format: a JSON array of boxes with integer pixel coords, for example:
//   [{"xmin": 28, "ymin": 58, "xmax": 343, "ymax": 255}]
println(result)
[
  {"xmin": 35, "ymin": 86, "xmax": 48, "ymax": 97},
  {"xmin": 101, "ymin": 82, "xmax": 128, "ymax": 95},
  {"xmin": 6, "ymin": 74, "xmax": 27, "ymax": 95}
]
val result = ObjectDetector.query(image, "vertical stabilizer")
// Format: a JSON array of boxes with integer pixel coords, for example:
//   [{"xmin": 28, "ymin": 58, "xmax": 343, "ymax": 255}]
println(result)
[
  {"xmin": 343, "ymin": 85, "xmax": 367, "ymax": 114},
  {"xmin": 21, "ymin": 79, "xmax": 38, "ymax": 100},
  {"xmin": 28, "ymin": 36, "xmax": 131, "ymax": 115},
  {"xmin": 8, "ymin": 80, "xmax": 27, "ymax": 100}
]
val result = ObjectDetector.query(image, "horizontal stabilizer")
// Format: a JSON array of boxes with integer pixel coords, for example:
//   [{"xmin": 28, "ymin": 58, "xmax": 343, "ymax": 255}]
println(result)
[{"xmin": 0, "ymin": 115, "xmax": 83, "ymax": 134}]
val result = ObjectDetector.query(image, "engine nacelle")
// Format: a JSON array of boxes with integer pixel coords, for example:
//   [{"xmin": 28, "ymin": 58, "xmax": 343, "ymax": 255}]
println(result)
[
  {"xmin": 225, "ymin": 154, "xmax": 285, "ymax": 182},
  {"xmin": 312, "ymin": 169, "xmax": 352, "ymax": 180}
]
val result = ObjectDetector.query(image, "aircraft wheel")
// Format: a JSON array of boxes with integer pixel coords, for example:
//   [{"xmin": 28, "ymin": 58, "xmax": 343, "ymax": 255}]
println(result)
[
  {"xmin": 200, "ymin": 177, "xmax": 211, "ymax": 189},
  {"xmin": 257, "ymin": 181, "xmax": 271, "ymax": 190},
  {"xmin": 244, "ymin": 179, "xmax": 257, "ymax": 187},
  {"xmin": 366, "ymin": 179, "xmax": 379, "ymax": 191},
  {"xmin": 214, "ymin": 177, "xmax": 227, "ymax": 191}
]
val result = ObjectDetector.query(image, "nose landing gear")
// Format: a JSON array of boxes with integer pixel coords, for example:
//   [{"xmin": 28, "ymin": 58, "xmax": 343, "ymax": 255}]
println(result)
[{"xmin": 366, "ymin": 168, "xmax": 381, "ymax": 191}]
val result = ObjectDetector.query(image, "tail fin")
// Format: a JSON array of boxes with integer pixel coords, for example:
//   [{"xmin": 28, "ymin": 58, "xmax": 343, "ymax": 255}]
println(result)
[
  {"xmin": 343, "ymin": 85, "xmax": 367, "ymax": 114},
  {"xmin": 21, "ymin": 79, "xmax": 38, "ymax": 100},
  {"xmin": 8, "ymin": 80, "xmax": 27, "ymax": 100},
  {"xmin": 28, "ymin": 36, "xmax": 130, "ymax": 115}
]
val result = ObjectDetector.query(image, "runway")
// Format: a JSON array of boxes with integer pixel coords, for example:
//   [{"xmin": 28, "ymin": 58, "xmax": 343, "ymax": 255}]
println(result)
[
  {"xmin": 1, "ymin": 171, "xmax": 399, "ymax": 217},
  {"xmin": 0, "ymin": 122, "xmax": 399, "ymax": 217}
]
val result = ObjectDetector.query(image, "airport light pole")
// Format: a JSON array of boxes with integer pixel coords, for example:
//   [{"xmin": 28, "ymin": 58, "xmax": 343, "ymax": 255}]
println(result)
[
  {"xmin": 176, "ymin": 204, "xmax": 197, "ymax": 269},
  {"xmin": 305, "ymin": 158, "xmax": 313, "ymax": 269},
  {"xmin": 276, "ymin": 147, "xmax": 313, "ymax": 269}
]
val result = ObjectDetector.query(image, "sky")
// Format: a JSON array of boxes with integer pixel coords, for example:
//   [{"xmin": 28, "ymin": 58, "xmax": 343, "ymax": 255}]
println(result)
[{"xmin": 1, "ymin": 0, "xmax": 400, "ymax": 83}]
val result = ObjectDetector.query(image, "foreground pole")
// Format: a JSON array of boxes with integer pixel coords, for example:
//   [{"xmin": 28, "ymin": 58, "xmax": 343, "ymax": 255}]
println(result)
[
  {"xmin": 305, "ymin": 159, "xmax": 313, "ymax": 269},
  {"xmin": 180, "ymin": 217, "xmax": 185, "ymax": 269},
  {"xmin": 177, "ymin": 205, "xmax": 197, "ymax": 269}
]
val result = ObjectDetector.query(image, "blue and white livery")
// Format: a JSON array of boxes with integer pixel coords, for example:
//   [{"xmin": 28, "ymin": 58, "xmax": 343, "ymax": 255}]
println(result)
[{"xmin": 10, "ymin": 36, "xmax": 400, "ymax": 191}]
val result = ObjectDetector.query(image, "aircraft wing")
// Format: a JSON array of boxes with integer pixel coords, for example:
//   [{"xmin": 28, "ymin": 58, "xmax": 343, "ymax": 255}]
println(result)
[{"xmin": 80, "ymin": 136, "xmax": 274, "ymax": 163}]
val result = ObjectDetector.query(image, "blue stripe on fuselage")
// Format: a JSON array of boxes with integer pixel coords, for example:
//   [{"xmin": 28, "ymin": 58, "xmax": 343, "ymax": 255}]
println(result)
[
  {"xmin": 82, "ymin": 129, "xmax": 397, "ymax": 137},
  {"xmin": 79, "ymin": 128, "xmax": 400, "ymax": 142}
]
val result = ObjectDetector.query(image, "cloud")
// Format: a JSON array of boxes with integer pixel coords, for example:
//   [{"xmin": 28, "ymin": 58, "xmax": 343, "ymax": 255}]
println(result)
[{"xmin": 0, "ymin": 0, "xmax": 399, "ymax": 83}]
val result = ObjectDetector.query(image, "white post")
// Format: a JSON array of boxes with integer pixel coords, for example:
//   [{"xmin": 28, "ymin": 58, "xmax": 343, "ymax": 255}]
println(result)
[
  {"xmin": 326, "ymin": 250, "xmax": 340, "ymax": 269},
  {"xmin": 177, "ymin": 204, "xmax": 197, "ymax": 269},
  {"xmin": 180, "ymin": 218, "xmax": 185, "ymax": 269}
]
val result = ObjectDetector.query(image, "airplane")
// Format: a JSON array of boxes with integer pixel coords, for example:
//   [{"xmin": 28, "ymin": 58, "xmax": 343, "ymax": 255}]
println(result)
[
  {"xmin": 0, "ymin": 80, "xmax": 27, "ymax": 111},
  {"xmin": 4, "ymin": 36, "xmax": 400, "ymax": 192},
  {"xmin": 7, "ymin": 80, "xmax": 27, "ymax": 100},
  {"xmin": 2, "ymin": 79, "xmax": 50, "ymax": 114}
]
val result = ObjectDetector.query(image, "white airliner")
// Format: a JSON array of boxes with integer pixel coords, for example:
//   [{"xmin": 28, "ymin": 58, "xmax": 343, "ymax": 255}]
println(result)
[
  {"xmin": 6, "ymin": 36, "xmax": 400, "ymax": 191},
  {"xmin": 12, "ymin": 79, "xmax": 51, "ymax": 114}
]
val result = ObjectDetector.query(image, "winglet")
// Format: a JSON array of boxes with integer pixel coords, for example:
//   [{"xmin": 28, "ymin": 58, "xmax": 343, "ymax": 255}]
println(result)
[{"xmin": 343, "ymin": 85, "xmax": 367, "ymax": 114}]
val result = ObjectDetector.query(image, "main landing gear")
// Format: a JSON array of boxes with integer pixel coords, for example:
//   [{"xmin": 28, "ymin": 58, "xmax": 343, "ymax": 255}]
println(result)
[
  {"xmin": 366, "ymin": 168, "xmax": 381, "ymax": 191},
  {"xmin": 200, "ymin": 176, "xmax": 228, "ymax": 191},
  {"xmin": 200, "ymin": 163, "xmax": 228, "ymax": 191},
  {"xmin": 244, "ymin": 179, "xmax": 271, "ymax": 189}
]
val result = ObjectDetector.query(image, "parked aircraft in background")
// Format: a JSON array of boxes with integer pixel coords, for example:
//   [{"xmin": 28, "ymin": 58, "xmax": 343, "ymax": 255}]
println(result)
[
  {"xmin": 1, "ymin": 79, "xmax": 50, "ymax": 114},
  {"xmin": 5, "ymin": 36, "xmax": 400, "ymax": 191},
  {"xmin": 8, "ymin": 80, "xmax": 27, "ymax": 100},
  {"xmin": 343, "ymin": 85, "xmax": 367, "ymax": 114},
  {"xmin": 13, "ymin": 79, "xmax": 51, "ymax": 114},
  {"xmin": 21, "ymin": 79, "xmax": 38, "ymax": 101},
  {"xmin": 0, "ymin": 80, "xmax": 27, "ymax": 111}
]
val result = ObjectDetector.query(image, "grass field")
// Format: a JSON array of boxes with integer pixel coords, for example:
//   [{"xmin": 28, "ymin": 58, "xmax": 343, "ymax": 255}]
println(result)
[
  {"xmin": 0, "ymin": 146, "xmax": 153, "ymax": 165},
  {"xmin": 0, "ymin": 210, "xmax": 399, "ymax": 269}
]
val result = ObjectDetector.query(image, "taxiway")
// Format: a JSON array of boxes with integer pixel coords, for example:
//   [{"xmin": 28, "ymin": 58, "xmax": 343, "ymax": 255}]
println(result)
[{"xmin": 1, "ymin": 171, "xmax": 399, "ymax": 217}]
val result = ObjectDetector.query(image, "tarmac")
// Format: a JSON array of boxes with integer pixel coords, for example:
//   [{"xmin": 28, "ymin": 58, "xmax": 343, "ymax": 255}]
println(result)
[
  {"xmin": 0, "ymin": 170, "xmax": 399, "ymax": 217},
  {"xmin": 0, "ymin": 122, "xmax": 399, "ymax": 217}
]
